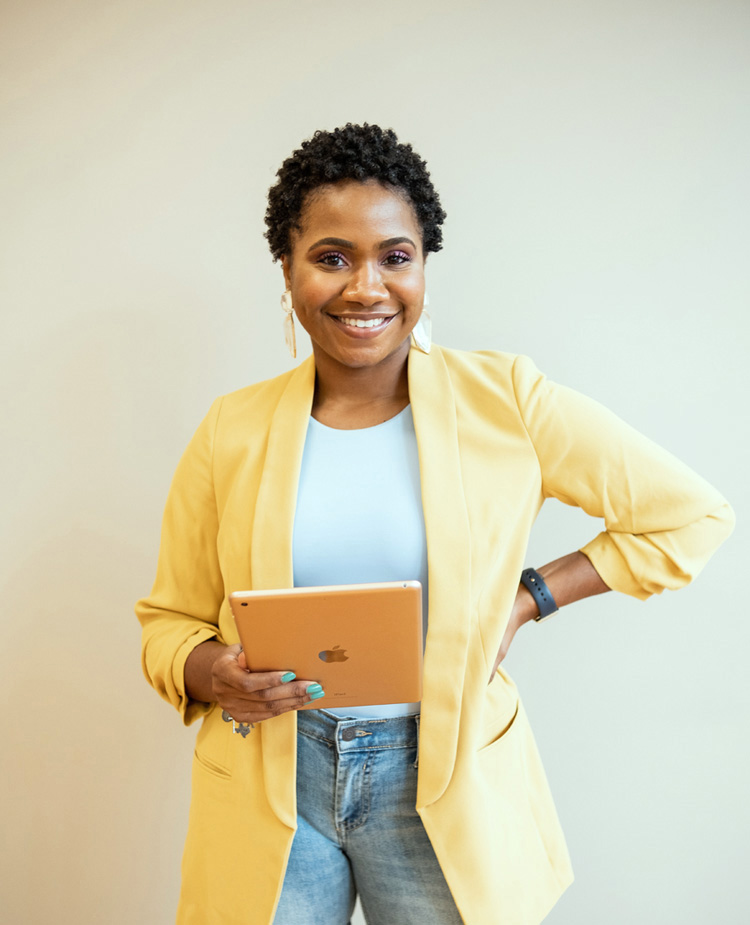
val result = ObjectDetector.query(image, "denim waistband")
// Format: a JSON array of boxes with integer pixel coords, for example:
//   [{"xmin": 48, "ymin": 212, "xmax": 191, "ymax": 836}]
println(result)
[{"xmin": 297, "ymin": 708, "xmax": 420, "ymax": 756}]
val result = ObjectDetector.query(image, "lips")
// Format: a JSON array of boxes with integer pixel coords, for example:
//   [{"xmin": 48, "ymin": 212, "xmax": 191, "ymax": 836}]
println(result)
[
  {"xmin": 328, "ymin": 314, "xmax": 396, "ymax": 337},
  {"xmin": 339, "ymin": 316, "xmax": 389, "ymax": 329}
]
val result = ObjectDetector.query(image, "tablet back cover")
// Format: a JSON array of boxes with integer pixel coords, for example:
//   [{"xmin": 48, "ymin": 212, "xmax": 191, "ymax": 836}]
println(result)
[{"xmin": 230, "ymin": 581, "xmax": 423, "ymax": 708}]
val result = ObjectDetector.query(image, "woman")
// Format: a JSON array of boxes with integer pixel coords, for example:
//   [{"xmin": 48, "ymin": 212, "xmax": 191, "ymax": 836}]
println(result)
[{"xmin": 136, "ymin": 124, "xmax": 734, "ymax": 925}]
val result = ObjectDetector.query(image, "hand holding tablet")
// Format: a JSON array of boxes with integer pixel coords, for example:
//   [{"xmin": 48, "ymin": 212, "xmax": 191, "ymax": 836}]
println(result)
[{"xmin": 229, "ymin": 581, "xmax": 423, "ymax": 710}]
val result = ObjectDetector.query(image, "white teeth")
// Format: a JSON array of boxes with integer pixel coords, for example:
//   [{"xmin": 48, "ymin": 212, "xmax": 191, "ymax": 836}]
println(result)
[{"xmin": 339, "ymin": 316, "xmax": 388, "ymax": 328}]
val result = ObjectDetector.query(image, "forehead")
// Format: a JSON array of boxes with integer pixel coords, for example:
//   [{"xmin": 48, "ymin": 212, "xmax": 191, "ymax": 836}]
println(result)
[{"xmin": 296, "ymin": 180, "xmax": 422, "ymax": 245}]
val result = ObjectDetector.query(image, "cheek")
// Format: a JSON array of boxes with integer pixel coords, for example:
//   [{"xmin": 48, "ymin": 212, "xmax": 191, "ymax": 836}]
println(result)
[
  {"xmin": 293, "ymin": 275, "xmax": 336, "ymax": 309},
  {"xmin": 401, "ymin": 278, "xmax": 426, "ymax": 307}
]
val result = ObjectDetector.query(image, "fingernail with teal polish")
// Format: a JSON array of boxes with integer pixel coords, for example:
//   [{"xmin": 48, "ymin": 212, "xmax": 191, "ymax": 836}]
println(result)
[
  {"xmin": 309, "ymin": 689, "xmax": 325, "ymax": 700},
  {"xmin": 281, "ymin": 672, "xmax": 296, "ymax": 683},
  {"xmin": 306, "ymin": 683, "xmax": 323, "ymax": 695}
]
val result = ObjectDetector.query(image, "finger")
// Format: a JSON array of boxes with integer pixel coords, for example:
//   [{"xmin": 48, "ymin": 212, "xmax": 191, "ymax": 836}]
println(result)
[
  {"xmin": 223, "ymin": 691, "xmax": 323, "ymax": 723},
  {"xmin": 214, "ymin": 658, "xmax": 291, "ymax": 692},
  {"xmin": 488, "ymin": 651, "xmax": 505, "ymax": 685},
  {"xmin": 243, "ymin": 678, "xmax": 324, "ymax": 704},
  {"xmin": 221, "ymin": 682, "xmax": 325, "ymax": 721},
  {"xmin": 226, "ymin": 669, "xmax": 311, "ymax": 697}
]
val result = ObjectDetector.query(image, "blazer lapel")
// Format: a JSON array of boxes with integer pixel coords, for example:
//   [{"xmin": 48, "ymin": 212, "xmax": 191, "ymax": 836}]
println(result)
[
  {"xmin": 250, "ymin": 347, "xmax": 471, "ymax": 822},
  {"xmin": 251, "ymin": 355, "xmax": 315, "ymax": 830},
  {"xmin": 250, "ymin": 356, "xmax": 315, "ymax": 590},
  {"xmin": 408, "ymin": 346, "xmax": 473, "ymax": 809}
]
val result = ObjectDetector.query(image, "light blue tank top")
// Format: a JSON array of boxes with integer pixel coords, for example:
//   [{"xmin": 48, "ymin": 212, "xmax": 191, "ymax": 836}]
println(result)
[{"xmin": 292, "ymin": 405, "xmax": 428, "ymax": 718}]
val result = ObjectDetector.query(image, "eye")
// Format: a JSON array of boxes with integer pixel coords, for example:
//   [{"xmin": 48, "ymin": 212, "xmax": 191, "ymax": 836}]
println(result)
[
  {"xmin": 383, "ymin": 250, "xmax": 411, "ymax": 266},
  {"xmin": 317, "ymin": 251, "xmax": 347, "ymax": 267}
]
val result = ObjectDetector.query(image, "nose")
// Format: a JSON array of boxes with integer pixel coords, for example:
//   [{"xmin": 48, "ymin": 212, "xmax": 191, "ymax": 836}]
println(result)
[{"xmin": 342, "ymin": 262, "xmax": 389, "ymax": 306}]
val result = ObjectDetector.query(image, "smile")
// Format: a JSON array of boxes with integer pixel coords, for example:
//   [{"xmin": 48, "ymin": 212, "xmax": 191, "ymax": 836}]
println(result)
[
  {"xmin": 329, "ymin": 315, "xmax": 395, "ymax": 336},
  {"xmin": 338, "ymin": 316, "xmax": 391, "ymax": 329}
]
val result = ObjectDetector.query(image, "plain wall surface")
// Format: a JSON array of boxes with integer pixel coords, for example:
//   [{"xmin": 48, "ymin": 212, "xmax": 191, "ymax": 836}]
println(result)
[{"xmin": 1, "ymin": 1, "xmax": 748, "ymax": 922}]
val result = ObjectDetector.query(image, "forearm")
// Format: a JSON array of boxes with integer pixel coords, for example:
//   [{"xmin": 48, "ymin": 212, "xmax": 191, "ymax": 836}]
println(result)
[
  {"xmin": 491, "ymin": 551, "xmax": 610, "ymax": 680},
  {"xmin": 184, "ymin": 639, "xmax": 228, "ymax": 704},
  {"xmin": 513, "ymin": 551, "xmax": 610, "ymax": 625}
]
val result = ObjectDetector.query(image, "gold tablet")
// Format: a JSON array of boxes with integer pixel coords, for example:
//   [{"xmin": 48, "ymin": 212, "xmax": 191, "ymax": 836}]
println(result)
[{"xmin": 229, "ymin": 581, "xmax": 423, "ymax": 709}]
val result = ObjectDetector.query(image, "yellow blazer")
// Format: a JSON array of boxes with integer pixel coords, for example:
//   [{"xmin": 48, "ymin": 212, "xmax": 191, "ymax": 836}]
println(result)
[{"xmin": 137, "ymin": 346, "xmax": 733, "ymax": 924}]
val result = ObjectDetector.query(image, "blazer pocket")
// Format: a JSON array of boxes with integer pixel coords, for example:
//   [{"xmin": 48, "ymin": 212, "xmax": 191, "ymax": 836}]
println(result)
[
  {"xmin": 478, "ymin": 699, "xmax": 520, "ymax": 753},
  {"xmin": 193, "ymin": 704, "xmax": 233, "ymax": 780},
  {"xmin": 194, "ymin": 747, "xmax": 232, "ymax": 780},
  {"xmin": 478, "ymin": 669, "xmax": 520, "ymax": 752}
]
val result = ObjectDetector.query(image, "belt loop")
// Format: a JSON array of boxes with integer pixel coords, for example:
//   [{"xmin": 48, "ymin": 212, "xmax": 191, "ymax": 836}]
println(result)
[{"xmin": 413, "ymin": 714, "xmax": 420, "ymax": 769}]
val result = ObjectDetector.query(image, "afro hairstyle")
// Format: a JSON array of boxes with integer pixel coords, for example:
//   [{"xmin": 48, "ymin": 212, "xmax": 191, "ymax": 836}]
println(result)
[{"xmin": 264, "ymin": 123, "xmax": 446, "ymax": 261}]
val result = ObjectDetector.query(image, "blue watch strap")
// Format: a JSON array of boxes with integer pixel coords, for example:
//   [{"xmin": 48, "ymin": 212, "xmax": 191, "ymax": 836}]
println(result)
[{"xmin": 520, "ymin": 568, "xmax": 558, "ymax": 621}]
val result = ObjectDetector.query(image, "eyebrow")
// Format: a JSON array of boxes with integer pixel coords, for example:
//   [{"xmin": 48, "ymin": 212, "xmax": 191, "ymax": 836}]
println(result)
[{"xmin": 307, "ymin": 235, "xmax": 417, "ymax": 253}]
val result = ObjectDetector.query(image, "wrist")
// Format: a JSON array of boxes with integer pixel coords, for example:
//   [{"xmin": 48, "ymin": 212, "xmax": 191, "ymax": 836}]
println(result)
[
  {"xmin": 520, "ymin": 567, "xmax": 559, "ymax": 621},
  {"xmin": 185, "ymin": 639, "xmax": 227, "ymax": 703},
  {"xmin": 512, "ymin": 583, "xmax": 539, "ymax": 626}
]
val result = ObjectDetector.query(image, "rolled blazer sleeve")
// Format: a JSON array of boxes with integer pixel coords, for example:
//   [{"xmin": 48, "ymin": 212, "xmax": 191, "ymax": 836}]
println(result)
[
  {"xmin": 135, "ymin": 398, "xmax": 226, "ymax": 725},
  {"xmin": 511, "ymin": 355, "xmax": 735, "ymax": 600}
]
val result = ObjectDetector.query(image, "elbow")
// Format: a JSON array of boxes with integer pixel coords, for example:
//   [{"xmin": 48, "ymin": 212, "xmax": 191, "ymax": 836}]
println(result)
[
  {"xmin": 636, "ymin": 499, "xmax": 735, "ymax": 595},
  {"xmin": 712, "ymin": 500, "xmax": 736, "ymax": 542},
  {"xmin": 581, "ymin": 499, "xmax": 735, "ymax": 600}
]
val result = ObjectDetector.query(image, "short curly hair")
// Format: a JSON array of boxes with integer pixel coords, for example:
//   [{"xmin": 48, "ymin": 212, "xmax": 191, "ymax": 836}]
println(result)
[{"xmin": 265, "ymin": 123, "xmax": 446, "ymax": 261}]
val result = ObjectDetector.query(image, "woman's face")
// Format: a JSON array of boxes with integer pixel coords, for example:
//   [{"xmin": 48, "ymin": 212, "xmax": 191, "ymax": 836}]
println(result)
[{"xmin": 282, "ymin": 180, "xmax": 426, "ymax": 372}]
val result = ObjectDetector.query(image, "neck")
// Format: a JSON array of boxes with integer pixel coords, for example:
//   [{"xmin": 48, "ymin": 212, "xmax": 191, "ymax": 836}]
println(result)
[{"xmin": 310, "ymin": 340, "xmax": 411, "ymax": 427}]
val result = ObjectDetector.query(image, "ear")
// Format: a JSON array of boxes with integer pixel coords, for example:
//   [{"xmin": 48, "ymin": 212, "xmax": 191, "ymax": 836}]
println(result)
[{"xmin": 281, "ymin": 255, "xmax": 292, "ymax": 291}]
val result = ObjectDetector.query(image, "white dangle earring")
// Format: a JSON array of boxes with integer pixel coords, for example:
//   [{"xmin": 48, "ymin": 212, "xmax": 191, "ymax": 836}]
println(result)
[
  {"xmin": 411, "ymin": 293, "xmax": 432, "ymax": 354},
  {"xmin": 281, "ymin": 289, "xmax": 296, "ymax": 359}
]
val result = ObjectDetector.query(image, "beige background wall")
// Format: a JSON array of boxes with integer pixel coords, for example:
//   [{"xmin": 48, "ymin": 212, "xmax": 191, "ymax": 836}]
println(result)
[{"xmin": 2, "ymin": 1, "xmax": 748, "ymax": 922}]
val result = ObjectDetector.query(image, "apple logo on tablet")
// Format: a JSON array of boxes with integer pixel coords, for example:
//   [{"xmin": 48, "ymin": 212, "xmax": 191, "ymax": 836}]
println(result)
[{"xmin": 318, "ymin": 645, "xmax": 348, "ymax": 663}]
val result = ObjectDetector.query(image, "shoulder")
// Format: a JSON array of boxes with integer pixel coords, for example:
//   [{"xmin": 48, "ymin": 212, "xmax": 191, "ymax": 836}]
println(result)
[
  {"xmin": 434, "ymin": 345, "xmax": 544, "ymax": 400},
  {"xmin": 208, "ymin": 363, "xmax": 306, "ymax": 433},
  {"xmin": 185, "ymin": 364, "xmax": 309, "ymax": 466},
  {"xmin": 219, "ymin": 365, "xmax": 299, "ymax": 411}
]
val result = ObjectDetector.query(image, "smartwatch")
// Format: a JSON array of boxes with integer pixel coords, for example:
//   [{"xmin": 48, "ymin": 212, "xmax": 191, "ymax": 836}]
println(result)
[{"xmin": 520, "ymin": 568, "xmax": 558, "ymax": 622}]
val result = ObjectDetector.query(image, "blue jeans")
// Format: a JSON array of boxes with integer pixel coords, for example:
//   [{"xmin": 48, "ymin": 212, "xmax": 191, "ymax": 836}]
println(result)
[{"xmin": 272, "ymin": 709, "xmax": 465, "ymax": 925}]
